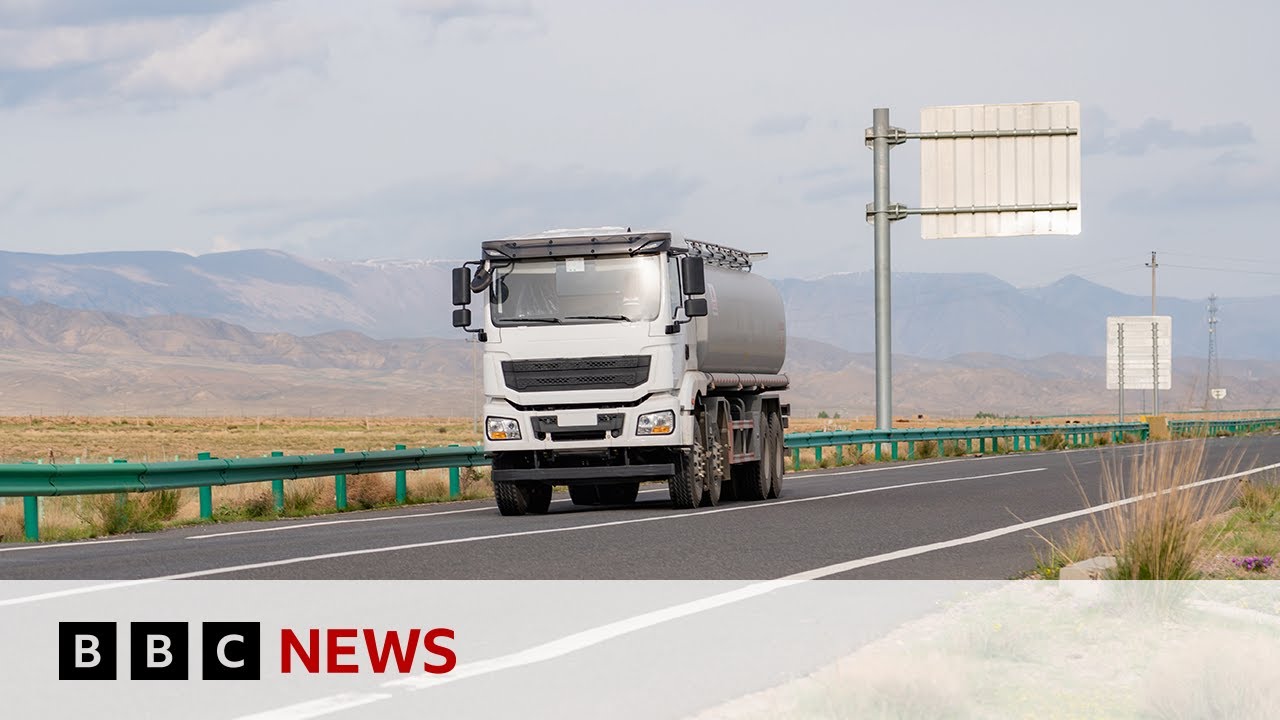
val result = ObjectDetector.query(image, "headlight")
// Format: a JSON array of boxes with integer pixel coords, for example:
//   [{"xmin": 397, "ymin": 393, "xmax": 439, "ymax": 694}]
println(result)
[
  {"xmin": 636, "ymin": 410, "xmax": 675, "ymax": 436},
  {"xmin": 486, "ymin": 417, "xmax": 521, "ymax": 440}
]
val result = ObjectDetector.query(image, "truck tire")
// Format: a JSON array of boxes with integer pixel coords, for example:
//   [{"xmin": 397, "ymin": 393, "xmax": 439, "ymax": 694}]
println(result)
[
  {"xmin": 702, "ymin": 433, "xmax": 725, "ymax": 507},
  {"xmin": 767, "ymin": 412, "xmax": 784, "ymax": 499},
  {"xmin": 495, "ymin": 482, "xmax": 553, "ymax": 516},
  {"xmin": 598, "ymin": 482, "xmax": 639, "ymax": 505},
  {"xmin": 569, "ymin": 485, "xmax": 599, "ymax": 506},
  {"xmin": 669, "ymin": 417, "xmax": 706, "ymax": 509}
]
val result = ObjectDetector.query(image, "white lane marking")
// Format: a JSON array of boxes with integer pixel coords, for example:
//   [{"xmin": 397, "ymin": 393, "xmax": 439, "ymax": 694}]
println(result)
[
  {"xmin": 187, "ymin": 506, "xmax": 495, "ymax": 540},
  {"xmin": 235, "ymin": 693, "xmax": 392, "ymax": 720},
  {"xmin": 186, "ymin": 460, "xmax": 961, "ymax": 540},
  {"xmin": 0, "ymin": 466, "xmax": 1044, "ymax": 608},
  {"xmin": 0, "ymin": 538, "xmax": 141, "ymax": 554}
]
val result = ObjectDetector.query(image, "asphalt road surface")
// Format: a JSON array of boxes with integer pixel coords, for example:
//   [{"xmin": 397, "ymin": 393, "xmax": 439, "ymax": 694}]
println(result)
[{"xmin": 3, "ymin": 435, "xmax": 1278, "ymax": 582}]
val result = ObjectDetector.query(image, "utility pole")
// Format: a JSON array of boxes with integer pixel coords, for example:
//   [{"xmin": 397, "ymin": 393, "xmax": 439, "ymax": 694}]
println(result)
[
  {"xmin": 1146, "ymin": 250, "xmax": 1159, "ymax": 415},
  {"xmin": 1204, "ymin": 294, "xmax": 1221, "ymax": 414}
]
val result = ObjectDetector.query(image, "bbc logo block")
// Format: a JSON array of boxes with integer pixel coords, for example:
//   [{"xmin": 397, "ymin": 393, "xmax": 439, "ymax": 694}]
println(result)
[
  {"xmin": 130, "ymin": 622, "xmax": 189, "ymax": 681},
  {"xmin": 59, "ymin": 622, "xmax": 118, "ymax": 681},
  {"xmin": 58, "ymin": 621, "xmax": 261, "ymax": 681},
  {"xmin": 202, "ymin": 622, "xmax": 261, "ymax": 681}
]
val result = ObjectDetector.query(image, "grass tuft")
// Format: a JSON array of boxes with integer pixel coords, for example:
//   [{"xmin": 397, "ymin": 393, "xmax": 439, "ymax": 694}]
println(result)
[
  {"xmin": 1038, "ymin": 431, "xmax": 1067, "ymax": 451},
  {"xmin": 1086, "ymin": 441, "xmax": 1235, "ymax": 580}
]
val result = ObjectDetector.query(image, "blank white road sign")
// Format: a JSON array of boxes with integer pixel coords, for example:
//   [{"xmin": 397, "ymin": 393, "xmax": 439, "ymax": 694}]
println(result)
[
  {"xmin": 1106, "ymin": 316, "xmax": 1172, "ymax": 390},
  {"xmin": 919, "ymin": 101, "xmax": 1081, "ymax": 239}
]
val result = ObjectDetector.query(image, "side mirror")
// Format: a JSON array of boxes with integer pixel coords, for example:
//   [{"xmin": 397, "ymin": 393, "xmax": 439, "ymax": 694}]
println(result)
[
  {"xmin": 681, "ymin": 257, "xmax": 705, "ymax": 296},
  {"xmin": 452, "ymin": 308, "xmax": 472, "ymax": 328},
  {"xmin": 452, "ymin": 267, "xmax": 472, "ymax": 306},
  {"xmin": 470, "ymin": 266, "xmax": 493, "ymax": 293},
  {"xmin": 683, "ymin": 297, "xmax": 708, "ymax": 318}
]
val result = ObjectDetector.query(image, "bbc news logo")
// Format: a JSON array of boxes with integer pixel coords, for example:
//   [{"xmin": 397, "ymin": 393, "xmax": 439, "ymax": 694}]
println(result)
[{"xmin": 58, "ymin": 622, "xmax": 456, "ymax": 681}]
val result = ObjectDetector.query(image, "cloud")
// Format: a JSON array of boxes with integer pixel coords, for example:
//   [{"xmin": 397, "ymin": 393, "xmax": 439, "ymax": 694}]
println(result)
[
  {"xmin": 209, "ymin": 235, "xmax": 241, "ymax": 253},
  {"xmin": 0, "ymin": 0, "xmax": 263, "ymax": 28},
  {"xmin": 1111, "ymin": 165, "xmax": 1280, "ymax": 213},
  {"xmin": 750, "ymin": 113, "xmax": 809, "ymax": 136},
  {"xmin": 1085, "ymin": 109, "xmax": 1255, "ymax": 157},
  {"xmin": 0, "ymin": 1, "xmax": 327, "ymax": 106},
  {"xmin": 116, "ymin": 10, "xmax": 330, "ymax": 99},
  {"xmin": 236, "ymin": 165, "xmax": 700, "ymax": 258},
  {"xmin": 402, "ymin": 0, "xmax": 542, "ymax": 40}
]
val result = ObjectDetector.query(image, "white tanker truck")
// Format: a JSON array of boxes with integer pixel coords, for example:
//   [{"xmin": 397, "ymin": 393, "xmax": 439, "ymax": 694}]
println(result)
[{"xmin": 450, "ymin": 228, "xmax": 788, "ymax": 516}]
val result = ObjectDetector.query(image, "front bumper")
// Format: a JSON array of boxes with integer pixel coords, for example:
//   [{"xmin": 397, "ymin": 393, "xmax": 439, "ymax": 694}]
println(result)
[
  {"xmin": 491, "ymin": 463, "xmax": 675, "ymax": 485},
  {"xmin": 482, "ymin": 395, "xmax": 687, "ymax": 452}
]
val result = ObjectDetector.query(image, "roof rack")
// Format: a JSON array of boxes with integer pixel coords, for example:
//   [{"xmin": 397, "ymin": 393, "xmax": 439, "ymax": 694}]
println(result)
[{"xmin": 684, "ymin": 238, "xmax": 760, "ymax": 271}]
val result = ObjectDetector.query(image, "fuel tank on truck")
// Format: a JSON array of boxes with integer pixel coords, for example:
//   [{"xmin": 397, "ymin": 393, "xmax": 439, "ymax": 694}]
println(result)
[{"xmin": 693, "ymin": 265, "xmax": 786, "ymax": 374}]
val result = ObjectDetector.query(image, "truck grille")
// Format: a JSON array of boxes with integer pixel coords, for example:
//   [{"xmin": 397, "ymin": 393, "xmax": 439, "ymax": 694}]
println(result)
[{"xmin": 502, "ymin": 356, "xmax": 651, "ymax": 393}]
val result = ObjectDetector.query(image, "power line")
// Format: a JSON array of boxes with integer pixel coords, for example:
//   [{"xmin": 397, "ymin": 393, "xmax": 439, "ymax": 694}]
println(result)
[{"xmin": 1161, "ymin": 263, "xmax": 1280, "ymax": 277}]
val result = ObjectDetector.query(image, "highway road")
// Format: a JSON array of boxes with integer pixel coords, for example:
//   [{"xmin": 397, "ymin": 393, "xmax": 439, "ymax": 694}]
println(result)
[
  {"xmin": 3, "ymin": 435, "xmax": 1279, "ymax": 720},
  {"xmin": 4, "ymin": 435, "xmax": 1278, "ymax": 582}
]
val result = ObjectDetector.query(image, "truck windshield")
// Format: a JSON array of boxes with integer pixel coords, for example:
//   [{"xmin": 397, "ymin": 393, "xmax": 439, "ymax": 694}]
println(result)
[{"xmin": 490, "ymin": 254, "xmax": 663, "ymax": 326}]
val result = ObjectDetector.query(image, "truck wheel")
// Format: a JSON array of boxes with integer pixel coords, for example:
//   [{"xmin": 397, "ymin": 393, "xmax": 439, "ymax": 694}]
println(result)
[
  {"xmin": 669, "ymin": 418, "xmax": 706, "ymax": 509},
  {"xmin": 767, "ymin": 412, "xmax": 784, "ymax": 499},
  {"xmin": 495, "ymin": 482, "xmax": 553, "ymax": 516},
  {"xmin": 569, "ymin": 485, "xmax": 599, "ymax": 506},
  {"xmin": 526, "ymin": 483, "xmax": 552, "ymax": 514},
  {"xmin": 598, "ymin": 482, "xmax": 639, "ymax": 505},
  {"xmin": 494, "ymin": 481, "xmax": 528, "ymax": 516},
  {"xmin": 702, "ymin": 433, "xmax": 724, "ymax": 507},
  {"xmin": 738, "ymin": 463, "xmax": 768, "ymax": 501}
]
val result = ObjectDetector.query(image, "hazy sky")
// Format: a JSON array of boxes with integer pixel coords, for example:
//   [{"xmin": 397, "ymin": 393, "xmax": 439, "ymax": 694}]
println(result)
[{"xmin": 2, "ymin": 0, "xmax": 1278, "ymax": 299}]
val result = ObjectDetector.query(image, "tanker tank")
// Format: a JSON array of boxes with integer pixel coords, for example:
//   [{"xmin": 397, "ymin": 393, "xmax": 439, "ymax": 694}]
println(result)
[{"xmin": 693, "ymin": 265, "xmax": 787, "ymax": 375}]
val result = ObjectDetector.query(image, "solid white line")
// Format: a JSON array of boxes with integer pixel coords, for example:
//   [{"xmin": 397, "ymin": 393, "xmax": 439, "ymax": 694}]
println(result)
[
  {"xmin": 0, "ymin": 466, "xmax": 1044, "ymax": 607},
  {"xmin": 0, "ymin": 538, "xmax": 141, "ymax": 554},
  {"xmin": 187, "ymin": 506, "xmax": 496, "ymax": 540},
  {"xmin": 234, "ymin": 693, "xmax": 392, "ymax": 720}
]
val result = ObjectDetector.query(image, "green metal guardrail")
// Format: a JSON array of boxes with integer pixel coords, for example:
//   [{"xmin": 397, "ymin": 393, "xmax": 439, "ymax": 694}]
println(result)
[
  {"xmin": 784, "ymin": 422, "xmax": 1150, "ymax": 470},
  {"xmin": 3, "ymin": 418, "xmax": 1277, "ymax": 542},
  {"xmin": 2, "ymin": 445, "xmax": 487, "ymax": 542},
  {"xmin": 1169, "ymin": 417, "xmax": 1280, "ymax": 437}
]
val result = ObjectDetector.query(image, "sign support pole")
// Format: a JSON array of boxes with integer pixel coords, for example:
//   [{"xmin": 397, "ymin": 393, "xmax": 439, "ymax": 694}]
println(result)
[
  {"xmin": 868, "ymin": 108, "xmax": 902, "ymax": 431},
  {"xmin": 1118, "ymin": 323, "xmax": 1125, "ymax": 422}
]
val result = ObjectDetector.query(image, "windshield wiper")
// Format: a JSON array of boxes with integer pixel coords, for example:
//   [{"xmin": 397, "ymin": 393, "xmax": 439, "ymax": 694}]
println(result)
[
  {"xmin": 505, "ymin": 317, "xmax": 561, "ymax": 324},
  {"xmin": 565, "ymin": 315, "xmax": 634, "ymax": 322}
]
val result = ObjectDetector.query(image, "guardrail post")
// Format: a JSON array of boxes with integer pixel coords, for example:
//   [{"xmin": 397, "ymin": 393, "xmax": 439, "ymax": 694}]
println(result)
[
  {"xmin": 23, "ymin": 496, "xmax": 38, "ymax": 542},
  {"xmin": 395, "ymin": 444, "xmax": 407, "ymax": 504},
  {"xmin": 792, "ymin": 447, "xmax": 800, "ymax": 472},
  {"xmin": 334, "ymin": 448, "xmax": 347, "ymax": 510},
  {"xmin": 907, "ymin": 441, "xmax": 915, "ymax": 460},
  {"xmin": 270, "ymin": 451, "xmax": 285, "ymax": 512},
  {"xmin": 448, "ymin": 444, "xmax": 461, "ymax": 498},
  {"xmin": 196, "ymin": 452, "xmax": 214, "ymax": 519},
  {"xmin": 814, "ymin": 446, "xmax": 823, "ymax": 466},
  {"xmin": 835, "ymin": 444, "xmax": 844, "ymax": 465},
  {"xmin": 966, "ymin": 438, "xmax": 973, "ymax": 454},
  {"xmin": 890, "ymin": 441, "xmax": 899, "ymax": 461},
  {"xmin": 194, "ymin": 450, "xmax": 212, "ymax": 517},
  {"xmin": 854, "ymin": 443, "xmax": 863, "ymax": 462},
  {"xmin": 874, "ymin": 443, "xmax": 882, "ymax": 461}
]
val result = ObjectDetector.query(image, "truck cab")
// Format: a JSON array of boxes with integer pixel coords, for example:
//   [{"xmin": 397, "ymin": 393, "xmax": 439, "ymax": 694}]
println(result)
[{"xmin": 452, "ymin": 228, "xmax": 787, "ymax": 516}]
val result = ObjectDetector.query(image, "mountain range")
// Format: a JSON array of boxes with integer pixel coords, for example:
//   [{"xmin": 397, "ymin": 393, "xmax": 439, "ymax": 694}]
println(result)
[
  {"xmin": 2, "ymin": 249, "xmax": 1275, "ymax": 360},
  {"xmin": 2, "ymin": 298, "xmax": 1277, "ymax": 418}
]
